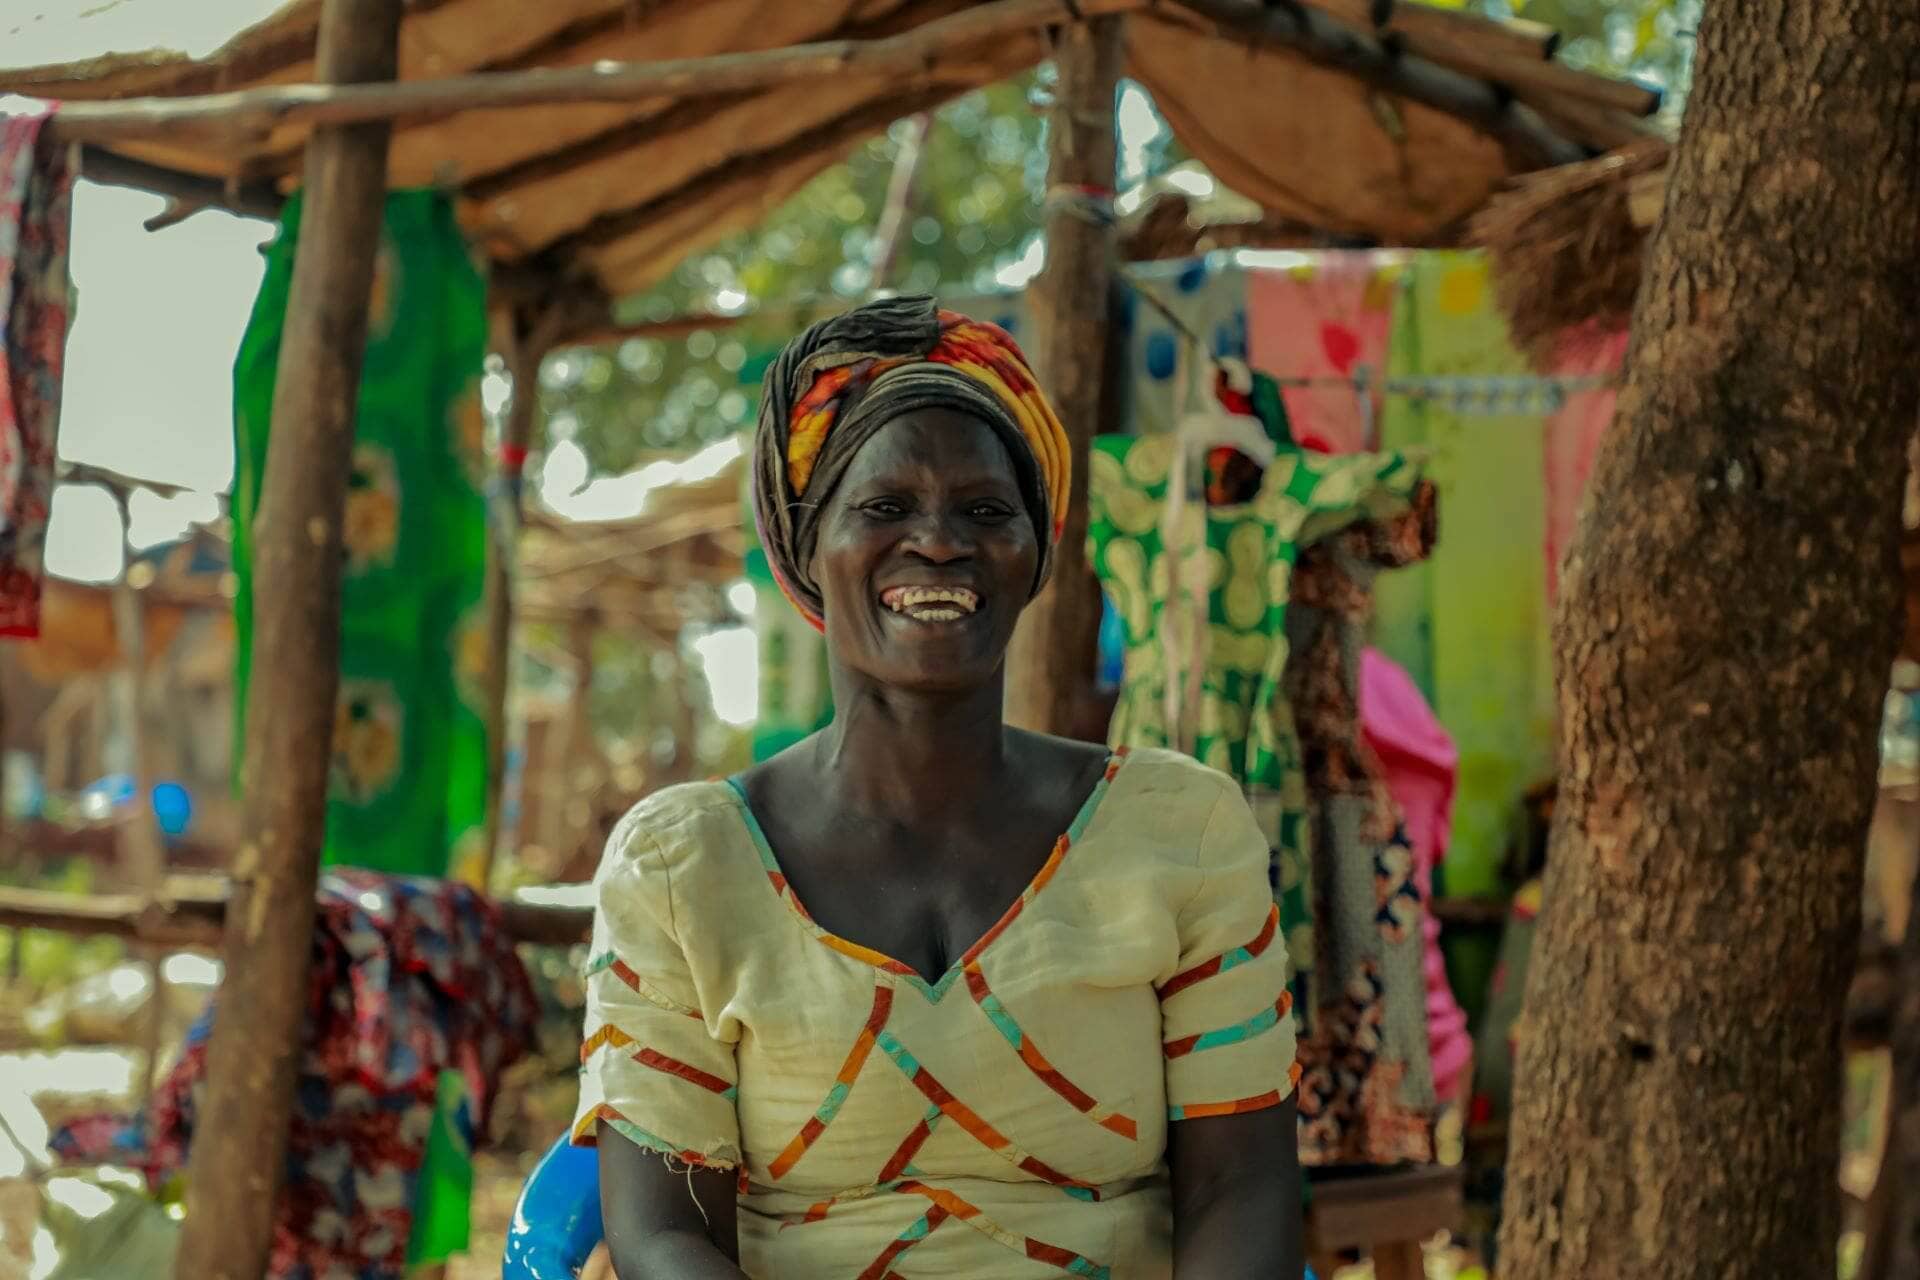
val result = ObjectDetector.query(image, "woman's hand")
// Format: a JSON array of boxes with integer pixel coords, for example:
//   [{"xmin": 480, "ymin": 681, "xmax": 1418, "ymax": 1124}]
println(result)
[
  {"xmin": 599, "ymin": 1123, "xmax": 747, "ymax": 1278},
  {"xmin": 1167, "ymin": 1098, "xmax": 1305, "ymax": 1279}
]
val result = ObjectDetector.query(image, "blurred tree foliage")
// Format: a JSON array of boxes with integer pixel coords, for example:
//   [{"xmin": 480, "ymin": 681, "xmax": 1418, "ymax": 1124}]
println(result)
[{"xmin": 538, "ymin": 73, "xmax": 1056, "ymax": 477}]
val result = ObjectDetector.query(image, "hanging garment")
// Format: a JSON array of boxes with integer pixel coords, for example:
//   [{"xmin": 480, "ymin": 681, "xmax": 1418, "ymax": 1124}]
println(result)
[
  {"xmin": 1360, "ymin": 647, "xmax": 1472, "ymax": 1106},
  {"xmin": 0, "ymin": 109, "xmax": 73, "ymax": 638},
  {"xmin": 1089, "ymin": 413, "xmax": 1426, "ymax": 1053},
  {"xmin": 1246, "ymin": 252, "xmax": 1404, "ymax": 454},
  {"xmin": 51, "ymin": 872, "xmax": 538, "ymax": 1280},
  {"xmin": 1541, "ymin": 328, "xmax": 1629, "ymax": 600},
  {"xmin": 233, "ymin": 190, "xmax": 491, "ymax": 881},
  {"xmin": 1372, "ymin": 253, "xmax": 1556, "ymax": 989},
  {"xmin": 1285, "ymin": 485, "xmax": 1440, "ymax": 1165}
]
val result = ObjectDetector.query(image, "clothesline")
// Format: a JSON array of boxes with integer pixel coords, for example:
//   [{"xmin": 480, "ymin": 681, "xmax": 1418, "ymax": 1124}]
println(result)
[{"xmin": 1121, "ymin": 268, "xmax": 1616, "ymax": 413}]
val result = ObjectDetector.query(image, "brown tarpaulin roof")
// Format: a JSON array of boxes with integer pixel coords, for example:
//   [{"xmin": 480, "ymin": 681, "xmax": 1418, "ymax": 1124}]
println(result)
[{"xmin": 0, "ymin": 0, "xmax": 1658, "ymax": 303}]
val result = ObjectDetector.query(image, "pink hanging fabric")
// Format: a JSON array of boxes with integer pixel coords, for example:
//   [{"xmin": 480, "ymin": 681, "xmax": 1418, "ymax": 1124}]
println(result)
[
  {"xmin": 1542, "ymin": 327, "xmax": 1629, "ymax": 600},
  {"xmin": 0, "ymin": 107, "xmax": 73, "ymax": 638},
  {"xmin": 1246, "ymin": 252, "xmax": 1400, "ymax": 454},
  {"xmin": 1359, "ymin": 647, "xmax": 1472, "ymax": 1104}
]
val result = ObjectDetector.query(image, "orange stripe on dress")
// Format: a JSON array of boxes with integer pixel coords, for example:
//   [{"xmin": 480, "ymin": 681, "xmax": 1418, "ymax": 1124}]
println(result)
[
  {"xmin": 957, "ymin": 836, "xmax": 1070, "ymax": 968},
  {"xmin": 1173, "ymin": 1089, "xmax": 1285, "ymax": 1120},
  {"xmin": 1157, "ymin": 903, "xmax": 1281, "ymax": 1001},
  {"xmin": 879, "ymin": 1034, "xmax": 1097, "ymax": 1196},
  {"xmin": 769, "ymin": 984, "xmax": 895, "ymax": 1179},
  {"xmin": 579, "ymin": 1025, "xmax": 634, "ymax": 1061},
  {"xmin": 962, "ymin": 961, "xmax": 1138, "ymax": 1141},
  {"xmin": 854, "ymin": 1204, "xmax": 951, "ymax": 1280}
]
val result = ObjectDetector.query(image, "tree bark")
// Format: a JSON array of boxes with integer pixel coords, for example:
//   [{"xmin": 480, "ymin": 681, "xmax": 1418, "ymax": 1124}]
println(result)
[
  {"xmin": 170, "ymin": 3, "xmax": 401, "ymax": 1277},
  {"xmin": 1496, "ymin": 3, "xmax": 1920, "ymax": 1278},
  {"xmin": 1004, "ymin": 15, "xmax": 1121, "ymax": 737}
]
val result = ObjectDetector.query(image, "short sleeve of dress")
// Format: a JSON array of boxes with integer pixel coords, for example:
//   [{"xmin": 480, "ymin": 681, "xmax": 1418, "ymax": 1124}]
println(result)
[
  {"xmin": 1160, "ymin": 783, "xmax": 1301, "ymax": 1121},
  {"xmin": 571, "ymin": 809, "xmax": 742, "ymax": 1169}
]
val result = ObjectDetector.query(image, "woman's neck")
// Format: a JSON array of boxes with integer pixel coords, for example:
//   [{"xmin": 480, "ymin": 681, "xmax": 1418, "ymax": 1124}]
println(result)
[{"xmin": 813, "ymin": 667, "xmax": 1011, "ymax": 825}]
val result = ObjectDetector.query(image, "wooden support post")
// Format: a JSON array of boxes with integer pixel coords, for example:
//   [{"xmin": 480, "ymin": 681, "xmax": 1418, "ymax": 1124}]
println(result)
[
  {"xmin": 478, "ymin": 303, "xmax": 560, "ymax": 886},
  {"xmin": 171, "ymin": 3, "xmax": 401, "ymax": 1277},
  {"xmin": 1004, "ymin": 15, "xmax": 1122, "ymax": 736}
]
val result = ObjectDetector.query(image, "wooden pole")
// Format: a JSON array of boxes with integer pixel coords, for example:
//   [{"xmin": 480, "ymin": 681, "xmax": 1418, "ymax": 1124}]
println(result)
[
  {"xmin": 1003, "ymin": 15, "xmax": 1123, "ymax": 737},
  {"xmin": 43, "ymin": 0, "xmax": 1142, "ymax": 146},
  {"xmin": 105, "ymin": 493, "xmax": 170, "ymax": 1104},
  {"xmin": 170, "ymin": 3, "xmax": 401, "ymax": 1277},
  {"xmin": 478, "ymin": 303, "xmax": 561, "ymax": 886},
  {"xmin": 867, "ymin": 113, "xmax": 931, "ymax": 293}
]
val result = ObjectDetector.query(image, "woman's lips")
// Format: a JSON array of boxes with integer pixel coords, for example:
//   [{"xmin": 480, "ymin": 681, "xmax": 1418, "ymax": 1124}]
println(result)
[{"xmin": 879, "ymin": 585, "xmax": 982, "ymax": 622}]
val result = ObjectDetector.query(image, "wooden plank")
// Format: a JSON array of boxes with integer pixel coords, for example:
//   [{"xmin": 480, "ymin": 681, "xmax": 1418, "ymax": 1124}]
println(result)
[
  {"xmin": 169, "ymin": 3, "xmax": 403, "ymax": 1277},
  {"xmin": 0, "ymin": 883, "xmax": 593, "ymax": 950},
  {"xmin": 1307, "ymin": 1165, "xmax": 1464, "ymax": 1253},
  {"xmin": 1184, "ymin": 0, "xmax": 1586, "ymax": 170},
  {"xmin": 1002, "ymin": 14, "xmax": 1124, "ymax": 735},
  {"xmin": 43, "ymin": 0, "xmax": 1143, "ymax": 145},
  {"xmin": 1307, "ymin": 0, "xmax": 1561, "ymax": 61}
]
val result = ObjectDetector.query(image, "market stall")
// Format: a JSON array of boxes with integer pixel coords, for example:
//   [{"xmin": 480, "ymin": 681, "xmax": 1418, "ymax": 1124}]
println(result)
[{"xmin": 0, "ymin": 0, "xmax": 1668, "ymax": 1273}]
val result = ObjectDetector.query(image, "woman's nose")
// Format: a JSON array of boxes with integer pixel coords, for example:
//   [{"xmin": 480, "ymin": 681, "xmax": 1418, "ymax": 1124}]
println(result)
[{"xmin": 902, "ymin": 511, "xmax": 973, "ymax": 562}]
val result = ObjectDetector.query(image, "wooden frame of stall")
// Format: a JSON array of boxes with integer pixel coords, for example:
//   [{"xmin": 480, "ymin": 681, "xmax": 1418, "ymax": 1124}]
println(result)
[{"xmin": 0, "ymin": 0, "xmax": 1680, "ymax": 1272}]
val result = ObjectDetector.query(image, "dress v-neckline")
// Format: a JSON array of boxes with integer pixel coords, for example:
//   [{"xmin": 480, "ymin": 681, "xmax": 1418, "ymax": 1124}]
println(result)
[{"xmin": 725, "ymin": 750, "xmax": 1127, "ymax": 1003}]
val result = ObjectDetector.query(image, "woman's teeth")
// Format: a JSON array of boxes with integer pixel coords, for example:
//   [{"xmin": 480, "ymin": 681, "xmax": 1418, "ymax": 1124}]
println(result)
[{"xmin": 883, "ymin": 587, "xmax": 980, "ymax": 621}]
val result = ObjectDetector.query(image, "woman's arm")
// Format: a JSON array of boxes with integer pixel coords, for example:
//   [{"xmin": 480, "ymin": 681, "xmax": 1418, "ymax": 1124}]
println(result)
[
  {"xmin": 1167, "ymin": 1099, "xmax": 1304, "ymax": 1279},
  {"xmin": 599, "ymin": 1123, "xmax": 747, "ymax": 1279}
]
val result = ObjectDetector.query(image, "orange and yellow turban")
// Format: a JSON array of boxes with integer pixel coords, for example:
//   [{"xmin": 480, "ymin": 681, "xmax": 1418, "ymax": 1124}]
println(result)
[{"xmin": 751, "ymin": 295, "xmax": 1070, "ymax": 632}]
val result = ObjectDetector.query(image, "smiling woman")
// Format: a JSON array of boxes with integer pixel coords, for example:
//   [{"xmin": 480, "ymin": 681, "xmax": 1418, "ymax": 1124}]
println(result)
[{"xmin": 579, "ymin": 296, "xmax": 1304, "ymax": 1279}]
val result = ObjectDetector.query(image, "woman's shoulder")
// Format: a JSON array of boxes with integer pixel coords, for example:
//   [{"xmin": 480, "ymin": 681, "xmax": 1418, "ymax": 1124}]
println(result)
[
  {"xmin": 1109, "ymin": 746, "xmax": 1241, "ymax": 807},
  {"xmin": 602, "ymin": 779, "xmax": 748, "ymax": 873}
]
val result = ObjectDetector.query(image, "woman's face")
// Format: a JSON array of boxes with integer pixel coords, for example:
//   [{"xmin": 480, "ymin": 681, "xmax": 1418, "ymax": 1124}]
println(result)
[{"xmin": 810, "ymin": 407, "xmax": 1039, "ymax": 694}]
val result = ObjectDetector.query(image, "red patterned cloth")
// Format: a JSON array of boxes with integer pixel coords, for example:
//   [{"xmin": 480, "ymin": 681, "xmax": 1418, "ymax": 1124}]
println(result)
[
  {"xmin": 52, "ymin": 872, "xmax": 538, "ymax": 1279},
  {"xmin": 0, "ymin": 108, "xmax": 72, "ymax": 638}
]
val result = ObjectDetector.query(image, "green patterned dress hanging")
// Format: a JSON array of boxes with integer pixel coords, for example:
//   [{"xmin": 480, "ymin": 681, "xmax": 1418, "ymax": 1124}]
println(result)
[
  {"xmin": 232, "ymin": 189, "xmax": 492, "ymax": 883},
  {"xmin": 1088, "ymin": 433, "xmax": 1424, "ymax": 1018}
]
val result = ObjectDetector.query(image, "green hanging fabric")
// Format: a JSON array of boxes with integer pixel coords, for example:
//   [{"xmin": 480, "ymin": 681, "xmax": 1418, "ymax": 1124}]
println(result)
[{"xmin": 232, "ymin": 189, "xmax": 492, "ymax": 883}]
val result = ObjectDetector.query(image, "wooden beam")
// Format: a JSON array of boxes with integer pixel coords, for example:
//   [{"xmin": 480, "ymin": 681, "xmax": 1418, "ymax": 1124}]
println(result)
[
  {"xmin": 526, "ymin": 82, "xmax": 963, "ymax": 329},
  {"xmin": 75, "ymin": 145, "xmax": 285, "ymax": 222},
  {"xmin": 170, "ymin": 3, "xmax": 402, "ymax": 1278},
  {"xmin": 1184, "ymin": 0, "xmax": 1588, "ymax": 170},
  {"xmin": 1306, "ymin": 0, "xmax": 1660, "ymax": 124},
  {"xmin": 43, "ymin": 0, "xmax": 1143, "ymax": 145},
  {"xmin": 1393, "ymin": 21, "xmax": 1663, "ymax": 118},
  {"xmin": 1003, "ymin": 15, "xmax": 1124, "ymax": 736},
  {"xmin": 1529, "ymin": 92, "xmax": 1670, "ymax": 153},
  {"xmin": 478, "ymin": 300, "xmax": 567, "ymax": 884},
  {"xmin": 398, "ymin": 0, "xmax": 980, "ymax": 202},
  {"xmin": 1307, "ymin": 0, "xmax": 1561, "ymax": 61},
  {"xmin": 0, "ymin": 883, "xmax": 593, "ymax": 950}
]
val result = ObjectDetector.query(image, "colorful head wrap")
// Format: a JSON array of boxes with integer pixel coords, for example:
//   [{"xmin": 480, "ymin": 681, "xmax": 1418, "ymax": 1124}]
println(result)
[{"xmin": 750, "ymin": 295, "xmax": 1070, "ymax": 632}]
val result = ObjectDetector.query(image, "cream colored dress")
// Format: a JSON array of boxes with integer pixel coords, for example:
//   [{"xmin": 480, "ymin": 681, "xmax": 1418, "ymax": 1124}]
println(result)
[{"xmin": 573, "ymin": 747, "xmax": 1298, "ymax": 1279}]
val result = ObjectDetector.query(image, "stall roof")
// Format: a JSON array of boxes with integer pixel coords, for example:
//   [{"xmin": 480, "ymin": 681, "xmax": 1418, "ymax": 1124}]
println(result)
[{"xmin": 0, "ymin": 0, "xmax": 1665, "ymax": 314}]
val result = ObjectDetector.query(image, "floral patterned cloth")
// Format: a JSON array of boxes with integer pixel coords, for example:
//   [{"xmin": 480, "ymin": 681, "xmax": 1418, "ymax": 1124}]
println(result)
[
  {"xmin": 0, "ymin": 109, "xmax": 73, "ymax": 638},
  {"xmin": 232, "ymin": 190, "xmax": 491, "ymax": 882},
  {"xmin": 1287, "ymin": 487, "xmax": 1440, "ymax": 1165},
  {"xmin": 1087, "ymin": 426, "xmax": 1425, "ymax": 1051},
  {"xmin": 51, "ymin": 872, "xmax": 537, "ymax": 1280}
]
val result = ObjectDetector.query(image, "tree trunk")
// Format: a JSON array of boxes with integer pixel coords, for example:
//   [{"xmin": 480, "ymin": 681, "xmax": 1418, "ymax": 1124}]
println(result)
[
  {"xmin": 171, "ymin": 3, "xmax": 400, "ymax": 1277},
  {"xmin": 1004, "ymin": 14, "xmax": 1121, "ymax": 736},
  {"xmin": 1497, "ymin": 2, "xmax": 1920, "ymax": 1277}
]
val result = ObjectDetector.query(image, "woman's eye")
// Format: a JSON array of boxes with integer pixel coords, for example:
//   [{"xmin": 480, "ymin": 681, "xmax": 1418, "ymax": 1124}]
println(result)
[
  {"xmin": 969, "ymin": 503, "xmax": 1014, "ymax": 521},
  {"xmin": 862, "ymin": 499, "xmax": 909, "ymax": 517}
]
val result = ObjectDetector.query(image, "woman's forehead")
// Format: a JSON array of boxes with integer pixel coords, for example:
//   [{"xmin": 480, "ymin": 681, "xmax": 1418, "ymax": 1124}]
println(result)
[{"xmin": 841, "ymin": 409, "xmax": 1018, "ymax": 484}]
